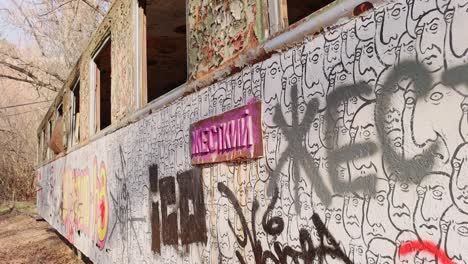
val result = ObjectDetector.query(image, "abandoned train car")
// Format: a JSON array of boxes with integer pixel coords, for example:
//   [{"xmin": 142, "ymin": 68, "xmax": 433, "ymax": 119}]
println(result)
[{"xmin": 37, "ymin": 0, "xmax": 468, "ymax": 263}]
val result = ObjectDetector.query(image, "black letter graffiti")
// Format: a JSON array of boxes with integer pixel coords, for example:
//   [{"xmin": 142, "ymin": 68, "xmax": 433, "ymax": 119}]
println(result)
[
  {"xmin": 218, "ymin": 182, "xmax": 352, "ymax": 264},
  {"xmin": 149, "ymin": 164, "xmax": 161, "ymax": 253},
  {"xmin": 160, "ymin": 176, "xmax": 178, "ymax": 245},
  {"xmin": 177, "ymin": 167, "xmax": 207, "ymax": 245},
  {"xmin": 149, "ymin": 165, "xmax": 207, "ymax": 253}
]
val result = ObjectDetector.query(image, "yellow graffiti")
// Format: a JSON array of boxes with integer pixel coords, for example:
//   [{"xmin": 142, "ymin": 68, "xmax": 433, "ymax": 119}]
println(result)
[
  {"xmin": 62, "ymin": 167, "xmax": 90, "ymax": 242},
  {"xmin": 94, "ymin": 158, "xmax": 109, "ymax": 249},
  {"xmin": 60, "ymin": 157, "xmax": 108, "ymax": 250}
]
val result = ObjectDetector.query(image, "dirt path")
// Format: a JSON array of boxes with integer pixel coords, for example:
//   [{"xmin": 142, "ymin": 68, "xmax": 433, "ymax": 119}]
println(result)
[{"xmin": 0, "ymin": 206, "xmax": 85, "ymax": 264}]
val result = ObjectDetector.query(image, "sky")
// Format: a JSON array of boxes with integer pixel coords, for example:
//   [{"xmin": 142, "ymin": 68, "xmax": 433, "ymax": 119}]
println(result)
[{"xmin": 0, "ymin": 0, "xmax": 30, "ymax": 46}]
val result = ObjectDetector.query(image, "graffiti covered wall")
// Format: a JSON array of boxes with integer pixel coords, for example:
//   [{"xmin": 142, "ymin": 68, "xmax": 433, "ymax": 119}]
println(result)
[{"xmin": 38, "ymin": 0, "xmax": 468, "ymax": 262}]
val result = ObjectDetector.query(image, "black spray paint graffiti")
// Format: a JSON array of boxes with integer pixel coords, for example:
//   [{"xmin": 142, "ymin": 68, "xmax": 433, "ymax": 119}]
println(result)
[
  {"xmin": 266, "ymin": 61, "xmax": 468, "ymax": 206},
  {"xmin": 149, "ymin": 165, "xmax": 207, "ymax": 253},
  {"xmin": 218, "ymin": 182, "xmax": 351, "ymax": 264},
  {"xmin": 108, "ymin": 146, "xmax": 145, "ymax": 257}
]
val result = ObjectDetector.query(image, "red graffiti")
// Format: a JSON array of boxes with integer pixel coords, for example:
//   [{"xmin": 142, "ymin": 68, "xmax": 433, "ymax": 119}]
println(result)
[
  {"xmin": 99, "ymin": 200, "xmax": 106, "ymax": 226},
  {"xmin": 399, "ymin": 240, "xmax": 453, "ymax": 264}
]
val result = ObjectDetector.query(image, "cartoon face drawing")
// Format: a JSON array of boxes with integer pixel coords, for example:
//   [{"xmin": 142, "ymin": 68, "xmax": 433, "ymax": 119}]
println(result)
[
  {"xmin": 356, "ymin": 13, "xmax": 376, "ymax": 41},
  {"xmin": 263, "ymin": 55, "xmax": 283, "ymax": 128},
  {"xmin": 175, "ymin": 130, "xmax": 185, "ymax": 168},
  {"xmin": 312, "ymin": 189, "xmax": 327, "ymax": 222},
  {"xmin": 231, "ymin": 74, "xmax": 244, "ymax": 107},
  {"xmin": 265, "ymin": 127, "xmax": 279, "ymax": 171},
  {"xmin": 324, "ymin": 36, "xmax": 343, "ymax": 78},
  {"xmin": 307, "ymin": 116, "xmax": 322, "ymax": 156},
  {"xmin": 441, "ymin": 205, "xmax": 468, "ymax": 264},
  {"xmin": 415, "ymin": 173, "xmax": 451, "ymax": 243},
  {"xmin": 212, "ymin": 83, "xmax": 228, "ymax": 115},
  {"xmin": 379, "ymin": 86, "xmax": 405, "ymax": 160},
  {"xmin": 325, "ymin": 195, "xmax": 349, "ymax": 264},
  {"xmin": 341, "ymin": 20, "xmax": 359, "ymax": 71},
  {"xmin": 303, "ymin": 35, "xmax": 328, "ymax": 108},
  {"xmin": 354, "ymin": 39, "xmax": 386, "ymax": 88},
  {"xmin": 349, "ymin": 238, "xmax": 368, "ymax": 264},
  {"xmin": 388, "ymin": 177, "xmax": 418, "ymax": 231},
  {"xmin": 395, "ymin": 230, "xmax": 419, "ymax": 264},
  {"xmin": 375, "ymin": 3, "xmax": 409, "ymax": 65},
  {"xmin": 281, "ymin": 66, "xmax": 306, "ymax": 124},
  {"xmin": 362, "ymin": 178, "xmax": 399, "ymax": 245},
  {"xmin": 257, "ymin": 158, "xmax": 270, "ymax": 183},
  {"xmin": 252, "ymin": 62, "xmax": 265, "ymax": 98},
  {"xmin": 350, "ymin": 103, "xmax": 380, "ymax": 181},
  {"xmin": 410, "ymin": 0, "xmax": 438, "ymax": 21},
  {"xmin": 396, "ymin": 33, "xmax": 417, "ymax": 63},
  {"xmin": 217, "ymin": 196, "xmax": 235, "ymax": 259},
  {"xmin": 242, "ymin": 66, "xmax": 253, "ymax": 102},
  {"xmin": 366, "ymin": 238, "xmax": 396, "ymax": 264},
  {"xmin": 415, "ymin": 251, "xmax": 437, "ymax": 264},
  {"xmin": 407, "ymin": 83, "xmax": 464, "ymax": 174},
  {"xmin": 292, "ymin": 191, "xmax": 309, "ymax": 226},
  {"xmin": 344, "ymin": 194, "xmax": 365, "ymax": 239},
  {"xmin": 415, "ymin": 9, "xmax": 446, "ymax": 73},
  {"xmin": 343, "ymin": 94, "xmax": 367, "ymax": 132},
  {"xmin": 451, "ymin": 143, "xmax": 468, "ymax": 214},
  {"xmin": 200, "ymin": 89, "xmax": 210, "ymax": 118},
  {"xmin": 445, "ymin": 0, "xmax": 468, "ymax": 68}
]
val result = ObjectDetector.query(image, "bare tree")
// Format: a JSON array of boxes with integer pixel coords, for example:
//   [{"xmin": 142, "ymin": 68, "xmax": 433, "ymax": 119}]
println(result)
[{"xmin": 0, "ymin": 0, "xmax": 110, "ymax": 203}]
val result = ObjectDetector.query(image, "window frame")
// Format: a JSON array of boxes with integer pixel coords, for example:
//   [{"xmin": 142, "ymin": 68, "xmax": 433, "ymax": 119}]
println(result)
[
  {"xmin": 90, "ymin": 35, "xmax": 112, "ymax": 135},
  {"xmin": 70, "ymin": 79, "xmax": 80, "ymax": 147}
]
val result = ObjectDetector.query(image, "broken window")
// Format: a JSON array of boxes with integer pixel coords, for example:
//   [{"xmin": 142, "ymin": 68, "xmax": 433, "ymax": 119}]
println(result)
[
  {"xmin": 143, "ymin": 0, "xmax": 187, "ymax": 103},
  {"xmin": 50, "ymin": 104, "xmax": 65, "ymax": 154},
  {"xmin": 70, "ymin": 80, "xmax": 80, "ymax": 146},
  {"xmin": 93, "ymin": 38, "xmax": 112, "ymax": 131}
]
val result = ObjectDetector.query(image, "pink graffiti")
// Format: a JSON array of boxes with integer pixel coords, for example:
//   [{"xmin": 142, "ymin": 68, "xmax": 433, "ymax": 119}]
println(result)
[
  {"xmin": 192, "ymin": 110, "xmax": 253, "ymax": 154},
  {"xmin": 191, "ymin": 100, "xmax": 263, "ymax": 164}
]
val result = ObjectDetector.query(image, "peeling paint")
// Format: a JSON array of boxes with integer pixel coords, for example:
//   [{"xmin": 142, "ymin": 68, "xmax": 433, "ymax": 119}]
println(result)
[{"xmin": 187, "ymin": 0, "xmax": 265, "ymax": 81}]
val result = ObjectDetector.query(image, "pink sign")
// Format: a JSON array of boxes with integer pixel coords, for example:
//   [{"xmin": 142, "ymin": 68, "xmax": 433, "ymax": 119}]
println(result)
[{"xmin": 191, "ymin": 100, "xmax": 263, "ymax": 165}]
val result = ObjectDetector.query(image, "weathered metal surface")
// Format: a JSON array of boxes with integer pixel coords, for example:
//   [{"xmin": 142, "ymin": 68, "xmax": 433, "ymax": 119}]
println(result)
[{"xmin": 187, "ymin": 0, "xmax": 267, "ymax": 81}]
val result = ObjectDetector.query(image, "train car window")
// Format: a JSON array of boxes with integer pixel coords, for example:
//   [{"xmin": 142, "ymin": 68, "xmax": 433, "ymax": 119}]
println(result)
[
  {"xmin": 70, "ymin": 79, "xmax": 80, "ymax": 146},
  {"xmin": 144, "ymin": 0, "xmax": 187, "ymax": 103},
  {"xmin": 93, "ymin": 38, "xmax": 112, "ymax": 131},
  {"xmin": 287, "ymin": 0, "xmax": 336, "ymax": 25}
]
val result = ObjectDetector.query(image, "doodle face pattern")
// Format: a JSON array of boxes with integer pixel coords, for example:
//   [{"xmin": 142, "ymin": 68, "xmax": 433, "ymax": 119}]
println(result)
[{"xmin": 36, "ymin": 0, "xmax": 468, "ymax": 263}]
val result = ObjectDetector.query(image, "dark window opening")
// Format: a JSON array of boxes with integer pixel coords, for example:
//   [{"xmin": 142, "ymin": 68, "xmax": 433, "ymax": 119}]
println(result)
[
  {"xmin": 287, "ymin": 0, "xmax": 335, "ymax": 25},
  {"xmin": 71, "ymin": 80, "xmax": 80, "ymax": 145},
  {"xmin": 47, "ymin": 119, "xmax": 53, "ymax": 158},
  {"xmin": 73, "ymin": 82, "xmax": 80, "ymax": 114},
  {"xmin": 94, "ymin": 39, "xmax": 112, "ymax": 130},
  {"xmin": 39, "ymin": 129, "xmax": 45, "ymax": 162},
  {"xmin": 145, "ymin": 0, "xmax": 187, "ymax": 102},
  {"xmin": 57, "ymin": 104, "xmax": 63, "ymax": 117},
  {"xmin": 49, "ymin": 103, "xmax": 65, "ymax": 154}
]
